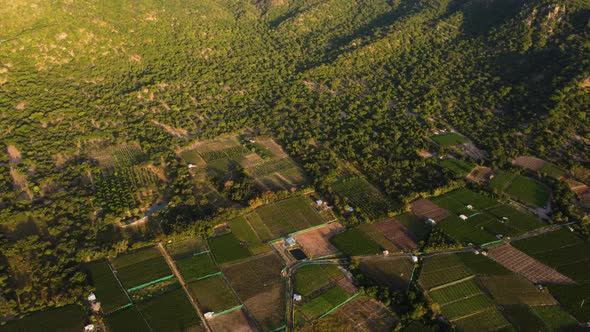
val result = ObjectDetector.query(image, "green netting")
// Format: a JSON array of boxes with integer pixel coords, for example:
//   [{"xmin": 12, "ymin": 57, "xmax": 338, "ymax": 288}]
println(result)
[
  {"xmin": 288, "ymin": 222, "xmax": 331, "ymax": 237},
  {"xmin": 428, "ymin": 275, "xmax": 475, "ymax": 292},
  {"xmin": 126, "ymin": 274, "xmax": 174, "ymax": 292},
  {"xmin": 211, "ymin": 304, "xmax": 243, "ymax": 317},
  {"xmin": 196, "ymin": 271, "xmax": 222, "ymax": 281},
  {"xmin": 318, "ymin": 292, "xmax": 361, "ymax": 319}
]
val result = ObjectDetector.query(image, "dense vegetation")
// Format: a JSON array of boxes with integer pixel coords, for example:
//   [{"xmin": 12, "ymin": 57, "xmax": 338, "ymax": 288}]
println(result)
[{"xmin": 0, "ymin": 0, "xmax": 588, "ymax": 323}]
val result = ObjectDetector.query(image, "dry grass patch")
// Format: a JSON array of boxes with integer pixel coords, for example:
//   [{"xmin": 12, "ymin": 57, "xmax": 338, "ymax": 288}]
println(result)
[
  {"xmin": 6, "ymin": 145, "xmax": 22, "ymax": 163},
  {"xmin": 292, "ymin": 223, "xmax": 345, "ymax": 258},
  {"xmin": 411, "ymin": 198, "xmax": 450, "ymax": 222},
  {"xmin": 207, "ymin": 307, "xmax": 257, "ymax": 332},
  {"xmin": 513, "ymin": 156, "xmax": 547, "ymax": 171}
]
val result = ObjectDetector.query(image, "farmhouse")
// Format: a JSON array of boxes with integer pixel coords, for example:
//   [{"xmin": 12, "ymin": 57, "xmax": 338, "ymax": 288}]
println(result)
[{"xmin": 459, "ymin": 214, "xmax": 468, "ymax": 221}]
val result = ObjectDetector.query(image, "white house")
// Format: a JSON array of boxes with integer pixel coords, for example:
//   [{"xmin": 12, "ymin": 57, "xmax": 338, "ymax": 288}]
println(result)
[
  {"xmin": 293, "ymin": 294, "xmax": 302, "ymax": 301},
  {"xmin": 205, "ymin": 312, "xmax": 215, "ymax": 319},
  {"xmin": 459, "ymin": 214, "xmax": 468, "ymax": 221}
]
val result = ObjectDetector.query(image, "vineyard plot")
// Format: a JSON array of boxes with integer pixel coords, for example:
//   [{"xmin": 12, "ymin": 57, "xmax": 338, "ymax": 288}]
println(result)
[{"xmin": 332, "ymin": 177, "xmax": 401, "ymax": 220}]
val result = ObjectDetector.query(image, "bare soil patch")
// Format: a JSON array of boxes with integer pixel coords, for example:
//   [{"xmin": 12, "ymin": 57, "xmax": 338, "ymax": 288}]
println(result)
[
  {"xmin": 487, "ymin": 244, "xmax": 575, "ymax": 285},
  {"xmin": 416, "ymin": 150, "xmax": 434, "ymax": 158},
  {"xmin": 151, "ymin": 119, "xmax": 188, "ymax": 138},
  {"xmin": 239, "ymin": 153, "xmax": 263, "ymax": 168},
  {"xmin": 243, "ymin": 283, "xmax": 285, "ymax": 331},
  {"xmin": 10, "ymin": 167, "xmax": 32, "ymax": 200},
  {"xmin": 315, "ymin": 296, "xmax": 397, "ymax": 332},
  {"xmin": 207, "ymin": 307, "xmax": 257, "ymax": 332},
  {"xmin": 411, "ymin": 198, "xmax": 451, "ymax": 222},
  {"xmin": 373, "ymin": 219, "xmax": 419, "ymax": 250},
  {"xmin": 513, "ymin": 156, "xmax": 547, "ymax": 171},
  {"xmin": 7, "ymin": 145, "xmax": 22, "ymax": 163},
  {"xmin": 466, "ymin": 166, "xmax": 493, "ymax": 184},
  {"xmin": 293, "ymin": 223, "xmax": 345, "ymax": 258}
]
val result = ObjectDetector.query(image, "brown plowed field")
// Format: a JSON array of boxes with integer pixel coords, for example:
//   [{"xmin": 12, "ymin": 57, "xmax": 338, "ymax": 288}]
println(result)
[
  {"xmin": 487, "ymin": 244, "xmax": 575, "ymax": 285},
  {"xmin": 373, "ymin": 219, "xmax": 418, "ymax": 250},
  {"xmin": 467, "ymin": 166, "xmax": 493, "ymax": 184},
  {"xmin": 208, "ymin": 307, "xmax": 257, "ymax": 332},
  {"xmin": 313, "ymin": 296, "xmax": 398, "ymax": 332},
  {"xmin": 513, "ymin": 156, "xmax": 547, "ymax": 171},
  {"xmin": 411, "ymin": 198, "xmax": 451, "ymax": 222},
  {"xmin": 293, "ymin": 223, "xmax": 345, "ymax": 258}
]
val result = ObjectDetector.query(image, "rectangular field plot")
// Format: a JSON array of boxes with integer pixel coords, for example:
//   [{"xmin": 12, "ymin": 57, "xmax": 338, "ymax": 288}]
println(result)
[
  {"xmin": 547, "ymin": 283, "xmax": 590, "ymax": 322},
  {"xmin": 1, "ymin": 305, "xmax": 88, "ymax": 332},
  {"xmin": 330, "ymin": 229, "xmax": 382, "ymax": 256},
  {"xmin": 396, "ymin": 213, "xmax": 432, "ymax": 242},
  {"xmin": 504, "ymin": 175, "xmax": 551, "ymax": 207},
  {"xmin": 429, "ymin": 279, "xmax": 481, "ymax": 305},
  {"xmin": 112, "ymin": 246, "xmax": 172, "ymax": 290},
  {"xmin": 247, "ymin": 158, "xmax": 308, "ymax": 191},
  {"xmin": 209, "ymin": 233, "xmax": 251, "ymax": 265},
  {"xmin": 438, "ymin": 215, "xmax": 497, "ymax": 245},
  {"xmin": 187, "ymin": 275, "xmax": 240, "ymax": 313},
  {"xmin": 255, "ymin": 203, "xmax": 295, "ymax": 236},
  {"xmin": 85, "ymin": 259, "xmax": 129, "ymax": 314},
  {"xmin": 229, "ymin": 216, "xmax": 271, "ymax": 255},
  {"xmin": 440, "ymin": 293, "xmax": 494, "ymax": 320},
  {"xmin": 207, "ymin": 307, "xmax": 258, "ymax": 332},
  {"xmin": 293, "ymin": 222, "xmax": 345, "ymax": 259},
  {"xmin": 531, "ymin": 305, "xmax": 579, "ymax": 331},
  {"xmin": 455, "ymin": 252, "xmax": 511, "ymax": 276},
  {"xmin": 486, "ymin": 205, "xmax": 545, "ymax": 233},
  {"xmin": 179, "ymin": 150, "xmax": 206, "ymax": 166},
  {"xmin": 295, "ymin": 264, "xmax": 345, "ymax": 297},
  {"xmin": 315, "ymin": 296, "xmax": 398, "ymax": 332},
  {"xmin": 359, "ymin": 256, "xmax": 414, "ymax": 291},
  {"xmin": 440, "ymin": 158, "xmax": 475, "ymax": 178},
  {"xmin": 411, "ymin": 198, "xmax": 451, "ymax": 222},
  {"xmin": 244, "ymin": 212, "xmax": 274, "ymax": 242},
  {"xmin": 174, "ymin": 252, "xmax": 218, "ymax": 282},
  {"xmin": 451, "ymin": 308, "xmax": 511, "ymax": 331},
  {"xmin": 137, "ymin": 288, "xmax": 203, "ymax": 332},
  {"xmin": 432, "ymin": 188, "xmax": 500, "ymax": 214},
  {"xmin": 479, "ymin": 276, "xmax": 557, "ymax": 306},
  {"xmin": 105, "ymin": 305, "xmax": 150, "ymax": 332},
  {"xmin": 276, "ymin": 196, "xmax": 325, "ymax": 229},
  {"xmin": 430, "ymin": 133, "xmax": 468, "ymax": 146},
  {"xmin": 418, "ymin": 254, "xmax": 472, "ymax": 290},
  {"xmin": 372, "ymin": 219, "xmax": 419, "ymax": 250},
  {"xmin": 539, "ymin": 162, "xmax": 566, "ymax": 179},
  {"xmin": 502, "ymin": 305, "xmax": 548, "ymax": 332},
  {"xmin": 332, "ymin": 177, "xmax": 401, "ymax": 220},
  {"xmin": 299, "ymin": 285, "xmax": 350, "ymax": 320},
  {"xmin": 166, "ymin": 238, "xmax": 207, "ymax": 257}
]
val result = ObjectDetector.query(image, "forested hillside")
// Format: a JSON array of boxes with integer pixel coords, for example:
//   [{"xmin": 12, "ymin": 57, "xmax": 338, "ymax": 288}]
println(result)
[{"xmin": 0, "ymin": 0, "xmax": 588, "ymax": 320}]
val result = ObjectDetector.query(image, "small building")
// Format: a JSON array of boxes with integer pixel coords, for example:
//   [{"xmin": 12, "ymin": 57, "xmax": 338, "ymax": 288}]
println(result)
[
  {"xmin": 466, "ymin": 205, "xmax": 473, "ymax": 210},
  {"xmin": 285, "ymin": 237, "xmax": 297, "ymax": 247},
  {"xmin": 496, "ymin": 234, "xmax": 504, "ymax": 239},
  {"xmin": 459, "ymin": 214, "xmax": 468, "ymax": 221},
  {"xmin": 188, "ymin": 163, "xmax": 197, "ymax": 168},
  {"xmin": 84, "ymin": 325, "xmax": 95, "ymax": 332},
  {"xmin": 567, "ymin": 226, "xmax": 575, "ymax": 232},
  {"xmin": 204, "ymin": 312, "xmax": 215, "ymax": 319},
  {"xmin": 427, "ymin": 218, "xmax": 436, "ymax": 225},
  {"xmin": 316, "ymin": 199, "xmax": 323, "ymax": 206},
  {"xmin": 248, "ymin": 139, "xmax": 256, "ymax": 143},
  {"xmin": 481, "ymin": 251, "xmax": 488, "ymax": 256},
  {"xmin": 87, "ymin": 293, "xmax": 97, "ymax": 303},
  {"xmin": 347, "ymin": 206, "xmax": 354, "ymax": 212},
  {"xmin": 293, "ymin": 294, "xmax": 302, "ymax": 301},
  {"xmin": 411, "ymin": 255, "xmax": 419, "ymax": 263},
  {"xmin": 383, "ymin": 250, "xmax": 389, "ymax": 256},
  {"xmin": 474, "ymin": 250, "xmax": 480, "ymax": 255}
]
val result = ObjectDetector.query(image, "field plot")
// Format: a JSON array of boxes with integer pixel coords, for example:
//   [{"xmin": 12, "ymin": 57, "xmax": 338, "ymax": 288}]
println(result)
[
  {"xmin": 192, "ymin": 139, "xmax": 249, "ymax": 163},
  {"xmin": 1, "ymin": 305, "xmax": 88, "ymax": 332},
  {"xmin": 539, "ymin": 162, "xmax": 566, "ymax": 179},
  {"xmin": 513, "ymin": 156, "xmax": 547, "ymax": 171},
  {"xmin": 246, "ymin": 157, "xmax": 308, "ymax": 191},
  {"xmin": 486, "ymin": 205, "xmax": 545, "ymax": 233},
  {"xmin": 332, "ymin": 177, "xmax": 401, "ymax": 220},
  {"xmin": 438, "ymin": 215, "xmax": 498, "ymax": 245},
  {"xmin": 111, "ymin": 246, "xmax": 173, "ymax": 290},
  {"xmin": 275, "ymin": 195, "xmax": 325, "ymax": 229},
  {"xmin": 222, "ymin": 252, "xmax": 285, "ymax": 331},
  {"xmin": 479, "ymin": 275, "xmax": 557, "ymax": 306},
  {"xmin": 292, "ymin": 222, "xmax": 344, "ymax": 258},
  {"xmin": 502, "ymin": 305, "xmax": 548, "ymax": 332},
  {"xmin": 455, "ymin": 252, "xmax": 511, "ymax": 276},
  {"xmin": 179, "ymin": 149, "xmax": 206, "ymax": 166},
  {"xmin": 207, "ymin": 307, "xmax": 257, "ymax": 332},
  {"xmin": 314, "ymin": 296, "xmax": 398, "ymax": 332},
  {"xmin": 430, "ymin": 133, "xmax": 468, "ymax": 146},
  {"xmin": 137, "ymin": 287, "xmax": 203, "ymax": 332},
  {"xmin": 360, "ymin": 219, "xmax": 419, "ymax": 252},
  {"xmin": 411, "ymin": 198, "xmax": 451, "ymax": 222},
  {"xmin": 330, "ymin": 229, "xmax": 382, "ymax": 256},
  {"xmin": 166, "ymin": 238, "xmax": 207, "ymax": 256},
  {"xmin": 466, "ymin": 166, "xmax": 493, "ymax": 184},
  {"xmin": 359, "ymin": 256, "xmax": 414, "ymax": 291},
  {"xmin": 451, "ymin": 308, "xmax": 511, "ymax": 331},
  {"xmin": 175, "ymin": 252, "xmax": 218, "ymax": 282},
  {"xmin": 548, "ymin": 283, "xmax": 590, "ymax": 322},
  {"xmin": 209, "ymin": 233, "xmax": 251, "ymax": 265},
  {"xmin": 396, "ymin": 213, "xmax": 432, "ymax": 242},
  {"xmin": 487, "ymin": 244, "xmax": 575, "ymax": 285},
  {"xmin": 440, "ymin": 158, "xmax": 475, "ymax": 178},
  {"xmin": 229, "ymin": 216, "xmax": 271, "ymax": 255},
  {"xmin": 505, "ymin": 176, "xmax": 551, "ymax": 207},
  {"xmin": 428, "ymin": 278, "xmax": 497, "ymax": 321},
  {"xmin": 187, "ymin": 275, "xmax": 240, "ymax": 313},
  {"xmin": 429, "ymin": 278, "xmax": 481, "ymax": 304},
  {"xmin": 431, "ymin": 188, "xmax": 499, "ymax": 215},
  {"xmin": 512, "ymin": 229, "xmax": 590, "ymax": 283},
  {"xmin": 256, "ymin": 139, "xmax": 288, "ymax": 158},
  {"xmin": 294, "ymin": 264, "xmax": 345, "ymax": 297},
  {"xmin": 532, "ymin": 305, "xmax": 580, "ymax": 331},
  {"xmin": 85, "ymin": 259, "xmax": 129, "ymax": 314},
  {"xmin": 419, "ymin": 254, "xmax": 472, "ymax": 290},
  {"xmin": 105, "ymin": 305, "xmax": 150, "ymax": 332},
  {"xmin": 299, "ymin": 285, "xmax": 350, "ymax": 320}
]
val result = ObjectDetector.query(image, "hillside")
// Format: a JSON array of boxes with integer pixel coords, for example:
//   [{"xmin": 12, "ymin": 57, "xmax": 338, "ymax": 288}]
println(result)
[{"xmin": 0, "ymin": 0, "xmax": 588, "ymax": 326}]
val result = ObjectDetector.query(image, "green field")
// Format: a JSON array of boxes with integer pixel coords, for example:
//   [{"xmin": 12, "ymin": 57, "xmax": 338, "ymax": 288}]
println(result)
[
  {"xmin": 295, "ymin": 264, "xmax": 343, "ymax": 297},
  {"xmin": 187, "ymin": 275, "xmax": 240, "ymax": 313},
  {"xmin": 490, "ymin": 171, "xmax": 518, "ymax": 192},
  {"xmin": 276, "ymin": 196, "xmax": 325, "ymax": 229},
  {"xmin": 429, "ymin": 279, "xmax": 481, "ymax": 304},
  {"xmin": 166, "ymin": 238, "xmax": 207, "ymax": 257},
  {"xmin": 138, "ymin": 288, "xmax": 203, "ymax": 332},
  {"xmin": 432, "ymin": 188, "xmax": 499, "ymax": 215},
  {"xmin": 419, "ymin": 254, "xmax": 472, "ymax": 290},
  {"xmin": 332, "ymin": 177, "xmax": 402, "ymax": 220},
  {"xmin": 299, "ymin": 285, "xmax": 350, "ymax": 319},
  {"xmin": 85, "ymin": 259, "xmax": 129, "ymax": 314},
  {"xmin": 539, "ymin": 163, "xmax": 566, "ymax": 179},
  {"xmin": 438, "ymin": 215, "xmax": 498, "ymax": 245},
  {"xmin": 179, "ymin": 150, "xmax": 203, "ymax": 165},
  {"xmin": 255, "ymin": 203, "xmax": 295, "ymax": 236},
  {"xmin": 452, "ymin": 308, "xmax": 511, "ymax": 331},
  {"xmin": 440, "ymin": 158, "xmax": 475, "ymax": 178},
  {"xmin": 531, "ymin": 305, "xmax": 579, "ymax": 331},
  {"xmin": 209, "ymin": 233, "xmax": 251, "ymax": 264},
  {"xmin": 479, "ymin": 276, "xmax": 557, "ymax": 306},
  {"xmin": 359, "ymin": 257, "xmax": 414, "ymax": 291},
  {"xmin": 396, "ymin": 213, "xmax": 432, "ymax": 242},
  {"xmin": 112, "ymin": 247, "xmax": 172, "ymax": 290},
  {"xmin": 430, "ymin": 133, "xmax": 468, "ymax": 146},
  {"xmin": 505, "ymin": 176, "xmax": 551, "ymax": 207},
  {"xmin": 456, "ymin": 252, "xmax": 511, "ymax": 276},
  {"xmin": 229, "ymin": 216, "xmax": 270, "ymax": 255},
  {"xmin": 1, "ymin": 305, "xmax": 87, "ymax": 332},
  {"xmin": 440, "ymin": 293, "xmax": 494, "ymax": 320},
  {"xmin": 330, "ymin": 229, "xmax": 382, "ymax": 256},
  {"xmin": 502, "ymin": 305, "xmax": 548, "ymax": 332},
  {"xmin": 105, "ymin": 305, "xmax": 150, "ymax": 332},
  {"xmin": 244, "ymin": 212, "xmax": 274, "ymax": 241},
  {"xmin": 547, "ymin": 283, "xmax": 590, "ymax": 322},
  {"xmin": 486, "ymin": 205, "xmax": 545, "ymax": 233},
  {"xmin": 175, "ymin": 252, "xmax": 218, "ymax": 282}
]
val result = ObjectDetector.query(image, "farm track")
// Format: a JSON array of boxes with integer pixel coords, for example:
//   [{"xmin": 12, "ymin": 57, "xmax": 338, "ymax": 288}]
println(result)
[{"xmin": 157, "ymin": 243, "xmax": 213, "ymax": 332}]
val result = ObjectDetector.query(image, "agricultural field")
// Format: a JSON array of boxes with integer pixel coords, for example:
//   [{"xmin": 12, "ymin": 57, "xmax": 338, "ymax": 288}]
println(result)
[
  {"xmin": 430, "ymin": 133, "xmax": 468, "ymax": 146},
  {"xmin": 487, "ymin": 244, "xmax": 575, "ymax": 285},
  {"xmin": 428, "ymin": 277, "xmax": 497, "ymax": 321},
  {"xmin": 292, "ymin": 222, "xmax": 345, "ymax": 259},
  {"xmin": 228, "ymin": 216, "xmax": 271, "ymax": 255},
  {"xmin": 359, "ymin": 256, "xmax": 415, "ymax": 291},
  {"xmin": 478, "ymin": 275, "xmax": 557, "ymax": 306},
  {"xmin": 222, "ymin": 252, "xmax": 285, "ymax": 331},
  {"xmin": 396, "ymin": 213, "xmax": 432, "ymax": 243},
  {"xmin": 207, "ymin": 307, "xmax": 258, "ymax": 332},
  {"xmin": 208, "ymin": 233, "xmax": 251, "ymax": 265},
  {"xmin": 137, "ymin": 287, "xmax": 203, "ymax": 332},
  {"xmin": 111, "ymin": 246, "xmax": 173, "ymax": 290},
  {"xmin": 294, "ymin": 264, "xmax": 346, "ymax": 297},
  {"xmin": 451, "ymin": 308, "xmax": 511, "ymax": 331},
  {"xmin": 187, "ymin": 275, "xmax": 240, "ymax": 313},
  {"xmin": 298, "ymin": 285, "xmax": 350, "ymax": 320},
  {"xmin": 532, "ymin": 305, "xmax": 580, "ymax": 331},
  {"xmin": 314, "ymin": 296, "xmax": 398, "ymax": 332},
  {"xmin": 330, "ymin": 229, "xmax": 382, "ymax": 256},
  {"xmin": 539, "ymin": 163, "xmax": 566, "ymax": 179},
  {"xmin": 1, "ymin": 305, "xmax": 88, "ymax": 332},
  {"xmin": 332, "ymin": 177, "xmax": 402, "ymax": 220},
  {"xmin": 455, "ymin": 252, "xmax": 511, "ymax": 276},
  {"xmin": 105, "ymin": 305, "xmax": 150, "ymax": 332},
  {"xmin": 502, "ymin": 305, "xmax": 549, "ymax": 332},
  {"xmin": 84, "ymin": 259, "xmax": 129, "ymax": 314},
  {"xmin": 359, "ymin": 219, "xmax": 418, "ymax": 252},
  {"xmin": 490, "ymin": 172, "xmax": 551, "ymax": 207},
  {"xmin": 246, "ymin": 157, "xmax": 308, "ymax": 191},
  {"xmin": 166, "ymin": 238, "xmax": 207, "ymax": 257},
  {"xmin": 439, "ymin": 158, "xmax": 475, "ymax": 178},
  {"xmin": 437, "ymin": 215, "xmax": 498, "ymax": 245},
  {"xmin": 174, "ymin": 252, "xmax": 218, "ymax": 282},
  {"xmin": 466, "ymin": 166, "xmax": 493, "ymax": 184},
  {"xmin": 179, "ymin": 149, "xmax": 206, "ymax": 166},
  {"xmin": 431, "ymin": 188, "xmax": 500, "ymax": 215},
  {"xmin": 410, "ymin": 198, "xmax": 451, "ymax": 223},
  {"xmin": 418, "ymin": 254, "xmax": 472, "ymax": 290},
  {"xmin": 513, "ymin": 156, "xmax": 547, "ymax": 172}
]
